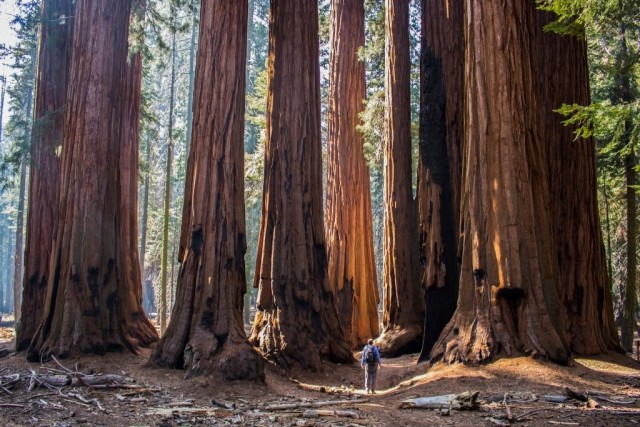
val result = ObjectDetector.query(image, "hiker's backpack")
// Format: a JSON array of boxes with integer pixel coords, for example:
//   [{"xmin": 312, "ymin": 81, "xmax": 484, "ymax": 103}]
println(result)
[{"xmin": 365, "ymin": 345, "xmax": 376, "ymax": 365}]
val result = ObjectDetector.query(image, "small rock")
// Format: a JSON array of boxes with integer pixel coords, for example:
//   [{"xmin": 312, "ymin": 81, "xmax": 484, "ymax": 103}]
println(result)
[{"xmin": 439, "ymin": 408, "xmax": 450, "ymax": 416}]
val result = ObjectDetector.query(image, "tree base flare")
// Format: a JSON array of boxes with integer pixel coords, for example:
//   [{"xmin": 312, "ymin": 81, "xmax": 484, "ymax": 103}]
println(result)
[
  {"xmin": 375, "ymin": 325, "xmax": 423, "ymax": 357},
  {"xmin": 184, "ymin": 343, "xmax": 265, "ymax": 382}
]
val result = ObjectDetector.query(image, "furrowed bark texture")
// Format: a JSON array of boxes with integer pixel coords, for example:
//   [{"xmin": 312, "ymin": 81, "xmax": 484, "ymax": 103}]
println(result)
[
  {"xmin": 325, "ymin": 0, "xmax": 379, "ymax": 349},
  {"xmin": 152, "ymin": 1, "xmax": 264, "ymax": 381},
  {"xmin": 249, "ymin": 0, "xmax": 352, "ymax": 370},
  {"xmin": 431, "ymin": 0, "xmax": 570, "ymax": 365},
  {"xmin": 28, "ymin": 0, "xmax": 158, "ymax": 360},
  {"xmin": 417, "ymin": 0, "xmax": 463, "ymax": 361},
  {"xmin": 377, "ymin": 0, "xmax": 424, "ymax": 356},
  {"xmin": 17, "ymin": 0, "xmax": 75, "ymax": 351},
  {"xmin": 536, "ymin": 11, "xmax": 620, "ymax": 355}
]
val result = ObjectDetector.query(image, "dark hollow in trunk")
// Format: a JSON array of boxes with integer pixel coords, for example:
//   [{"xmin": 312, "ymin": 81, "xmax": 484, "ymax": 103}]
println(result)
[{"xmin": 417, "ymin": 0, "xmax": 464, "ymax": 362}]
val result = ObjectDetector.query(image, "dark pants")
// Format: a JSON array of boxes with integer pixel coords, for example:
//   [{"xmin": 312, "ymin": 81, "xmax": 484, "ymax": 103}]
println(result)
[{"xmin": 365, "ymin": 364, "xmax": 377, "ymax": 392}]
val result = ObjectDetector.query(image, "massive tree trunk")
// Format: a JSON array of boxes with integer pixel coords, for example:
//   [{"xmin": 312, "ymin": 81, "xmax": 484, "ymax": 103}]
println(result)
[
  {"xmin": 152, "ymin": 1, "xmax": 263, "ymax": 381},
  {"xmin": 249, "ymin": 0, "xmax": 352, "ymax": 370},
  {"xmin": 376, "ymin": 0, "xmax": 423, "ymax": 356},
  {"xmin": 28, "ymin": 0, "xmax": 158, "ymax": 360},
  {"xmin": 536, "ymin": 11, "xmax": 620, "ymax": 355},
  {"xmin": 17, "ymin": 0, "xmax": 74, "ymax": 351},
  {"xmin": 325, "ymin": 0, "xmax": 379, "ymax": 349},
  {"xmin": 431, "ymin": 0, "xmax": 570, "ymax": 365},
  {"xmin": 417, "ymin": 0, "xmax": 464, "ymax": 362}
]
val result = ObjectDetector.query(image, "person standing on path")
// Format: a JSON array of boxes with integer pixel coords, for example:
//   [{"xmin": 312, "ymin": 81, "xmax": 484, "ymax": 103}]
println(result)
[{"xmin": 361, "ymin": 339, "xmax": 382, "ymax": 394}]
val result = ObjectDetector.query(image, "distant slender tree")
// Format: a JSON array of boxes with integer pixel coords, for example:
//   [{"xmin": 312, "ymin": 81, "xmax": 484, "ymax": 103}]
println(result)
[
  {"xmin": 0, "ymin": 224, "xmax": 5, "ymax": 312},
  {"xmin": 13, "ymin": 153, "xmax": 28, "ymax": 321},
  {"xmin": 0, "ymin": 76, "xmax": 5, "ymax": 142},
  {"xmin": 325, "ymin": 0, "xmax": 379, "ymax": 349},
  {"xmin": 159, "ymin": 25, "xmax": 177, "ymax": 334},
  {"xmin": 249, "ymin": 0, "xmax": 352, "ymax": 370},
  {"xmin": 28, "ymin": 0, "xmax": 158, "ymax": 359},
  {"xmin": 376, "ymin": 0, "xmax": 423, "ymax": 356},
  {"xmin": 536, "ymin": 10, "xmax": 619, "ymax": 355},
  {"xmin": 17, "ymin": 0, "xmax": 75, "ymax": 351},
  {"xmin": 10, "ymin": 32, "xmax": 38, "ymax": 324},
  {"xmin": 431, "ymin": 0, "xmax": 570, "ymax": 365},
  {"xmin": 614, "ymin": 19, "xmax": 638, "ymax": 354},
  {"xmin": 417, "ymin": 0, "xmax": 463, "ymax": 361},
  {"xmin": 152, "ymin": 0, "xmax": 263, "ymax": 380}
]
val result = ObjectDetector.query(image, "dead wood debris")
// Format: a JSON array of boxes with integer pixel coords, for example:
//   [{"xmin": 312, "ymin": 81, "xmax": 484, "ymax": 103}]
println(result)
[
  {"xmin": 399, "ymin": 391, "xmax": 480, "ymax": 410},
  {"xmin": 262, "ymin": 398, "xmax": 369, "ymax": 411}
]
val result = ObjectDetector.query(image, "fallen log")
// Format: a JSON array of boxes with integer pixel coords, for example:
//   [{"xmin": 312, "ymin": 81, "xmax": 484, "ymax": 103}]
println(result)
[
  {"xmin": 263, "ymin": 398, "xmax": 369, "ymax": 411},
  {"xmin": 544, "ymin": 395, "xmax": 569, "ymax": 404},
  {"xmin": 303, "ymin": 409, "xmax": 358, "ymax": 419},
  {"xmin": 146, "ymin": 407, "xmax": 219, "ymax": 417},
  {"xmin": 77, "ymin": 374, "xmax": 127, "ymax": 387},
  {"xmin": 565, "ymin": 388, "xmax": 588, "ymax": 402},
  {"xmin": 399, "ymin": 391, "xmax": 480, "ymax": 410}
]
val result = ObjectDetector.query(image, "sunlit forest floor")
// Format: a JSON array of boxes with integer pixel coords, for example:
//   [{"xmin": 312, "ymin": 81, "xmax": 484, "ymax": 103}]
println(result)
[{"xmin": 0, "ymin": 319, "xmax": 639, "ymax": 426}]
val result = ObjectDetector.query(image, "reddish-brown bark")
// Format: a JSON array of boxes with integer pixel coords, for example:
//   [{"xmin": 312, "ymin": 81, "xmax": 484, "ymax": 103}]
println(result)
[
  {"xmin": 376, "ymin": 0, "xmax": 424, "ymax": 356},
  {"xmin": 17, "ymin": 0, "xmax": 75, "ymax": 351},
  {"xmin": 416, "ymin": 0, "xmax": 464, "ymax": 361},
  {"xmin": 536, "ymin": 11, "xmax": 620, "ymax": 355},
  {"xmin": 431, "ymin": 0, "xmax": 570, "ymax": 365},
  {"xmin": 325, "ymin": 0, "xmax": 379, "ymax": 349},
  {"xmin": 152, "ymin": 1, "xmax": 263, "ymax": 381},
  {"xmin": 28, "ymin": 0, "xmax": 158, "ymax": 360},
  {"xmin": 249, "ymin": 0, "xmax": 352, "ymax": 370}
]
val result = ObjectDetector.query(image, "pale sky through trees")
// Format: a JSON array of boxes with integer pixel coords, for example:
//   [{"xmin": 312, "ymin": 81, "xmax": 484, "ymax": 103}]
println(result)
[{"xmin": 0, "ymin": 0, "xmax": 19, "ymax": 129}]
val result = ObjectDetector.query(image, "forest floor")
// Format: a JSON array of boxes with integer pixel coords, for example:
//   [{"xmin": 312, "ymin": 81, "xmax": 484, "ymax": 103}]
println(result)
[{"xmin": 0, "ymin": 319, "xmax": 639, "ymax": 426}]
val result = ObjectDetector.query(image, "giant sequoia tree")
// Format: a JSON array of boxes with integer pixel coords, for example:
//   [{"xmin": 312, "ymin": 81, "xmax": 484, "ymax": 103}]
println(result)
[
  {"xmin": 152, "ymin": 1, "xmax": 264, "ymax": 381},
  {"xmin": 416, "ymin": 0, "xmax": 463, "ymax": 361},
  {"xmin": 17, "ymin": 0, "xmax": 74, "ymax": 351},
  {"xmin": 536, "ymin": 10, "xmax": 619, "ymax": 355},
  {"xmin": 376, "ymin": 0, "xmax": 424, "ymax": 356},
  {"xmin": 249, "ymin": 0, "xmax": 352, "ymax": 370},
  {"xmin": 28, "ymin": 0, "xmax": 158, "ymax": 359},
  {"xmin": 431, "ymin": 0, "xmax": 570, "ymax": 365},
  {"xmin": 325, "ymin": 0, "xmax": 379, "ymax": 349}
]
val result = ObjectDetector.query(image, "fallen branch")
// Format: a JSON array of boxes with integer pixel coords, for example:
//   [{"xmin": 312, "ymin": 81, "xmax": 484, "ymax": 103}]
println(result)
[
  {"xmin": 599, "ymin": 410, "xmax": 640, "ymax": 416},
  {"xmin": 303, "ymin": 409, "xmax": 359, "ymax": 419},
  {"xmin": 66, "ymin": 391, "xmax": 105, "ymax": 411},
  {"xmin": 146, "ymin": 407, "xmax": 219, "ymax": 417},
  {"xmin": 168, "ymin": 401, "xmax": 195, "ymax": 407},
  {"xmin": 590, "ymin": 394, "xmax": 636, "ymax": 405},
  {"xmin": 548, "ymin": 422, "xmax": 579, "ymax": 426},
  {"xmin": 117, "ymin": 387, "xmax": 162, "ymax": 396},
  {"xmin": 502, "ymin": 393, "xmax": 513, "ymax": 422},
  {"xmin": 544, "ymin": 395, "xmax": 569, "ymax": 404},
  {"xmin": 28, "ymin": 370, "xmax": 68, "ymax": 392},
  {"xmin": 0, "ymin": 403, "xmax": 24, "ymax": 408},
  {"xmin": 515, "ymin": 408, "xmax": 567, "ymax": 422},
  {"xmin": 565, "ymin": 388, "xmax": 588, "ymax": 402},
  {"xmin": 263, "ymin": 398, "xmax": 369, "ymax": 411},
  {"xmin": 77, "ymin": 374, "xmax": 128, "ymax": 387}
]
